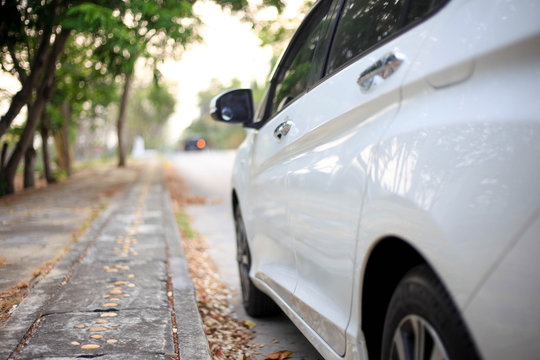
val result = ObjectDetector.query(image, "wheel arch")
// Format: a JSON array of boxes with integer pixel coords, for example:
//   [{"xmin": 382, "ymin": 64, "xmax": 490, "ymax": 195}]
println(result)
[{"xmin": 361, "ymin": 237, "xmax": 428, "ymax": 359}]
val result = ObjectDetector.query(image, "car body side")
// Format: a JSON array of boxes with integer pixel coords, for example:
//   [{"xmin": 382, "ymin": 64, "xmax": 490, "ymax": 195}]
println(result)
[{"xmin": 230, "ymin": 0, "xmax": 540, "ymax": 359}]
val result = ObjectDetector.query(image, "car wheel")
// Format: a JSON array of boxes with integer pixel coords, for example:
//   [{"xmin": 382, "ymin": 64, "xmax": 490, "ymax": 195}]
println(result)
[
  {"xmin": 234, "ymin": 204, "xmax": 277, "ymax": 317},
  {"xmin": 381, "ymin": 265, "xmax": 480, "ymax": 360}
]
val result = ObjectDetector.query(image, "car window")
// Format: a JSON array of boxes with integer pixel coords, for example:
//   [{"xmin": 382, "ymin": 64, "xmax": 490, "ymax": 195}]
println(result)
[
  {"xmin": 405, "ymin": 0, "xmax": 448, "ymax": 25},
  {"xmin": 326, "ymin": 0, "xmax": 449, "ymax": 75},
  {"xmin": 306, "ymin": 0, "xmax": 343, "ymax": 88},
  {"xmin": 270, "ymin": 0, "xmax": 333, "ymax": 115},
  {"xmin": 326, "ymin": 0, "xmax": 405, "ymax": 75}
]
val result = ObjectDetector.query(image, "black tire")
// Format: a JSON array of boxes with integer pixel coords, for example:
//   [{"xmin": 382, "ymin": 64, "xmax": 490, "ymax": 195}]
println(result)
[
  {"xmin": 234, "ymin": 204, "xmax": 277, "ymax": 317},
  {"xmin": 381, "ymin": 265, "xmax": 480, "ymax": 360}
]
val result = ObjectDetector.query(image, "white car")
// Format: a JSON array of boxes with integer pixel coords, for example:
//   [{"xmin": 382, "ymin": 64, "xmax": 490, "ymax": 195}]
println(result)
[{"xmin": 210, "ymin": 0, "xmax": 540, "ymax": 359}]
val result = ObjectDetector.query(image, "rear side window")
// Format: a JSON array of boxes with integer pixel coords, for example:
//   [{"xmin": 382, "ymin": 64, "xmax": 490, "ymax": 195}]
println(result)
[
  {"xmin": 327, "ymin": 0, "xmax": 405, "ymax": 74},
  {"xmin": 405, "ymin": 0, "xmax": 447, "ymax": 24},
  {"xmin": 326, "ymin": 0, "xmax": 448, "ymax": 75}
]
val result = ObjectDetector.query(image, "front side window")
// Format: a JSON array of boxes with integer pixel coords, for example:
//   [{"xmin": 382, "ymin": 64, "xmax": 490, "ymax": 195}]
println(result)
[{"xmin": 270, "ymin": 0, "xmax": 333, "ymax": 115}]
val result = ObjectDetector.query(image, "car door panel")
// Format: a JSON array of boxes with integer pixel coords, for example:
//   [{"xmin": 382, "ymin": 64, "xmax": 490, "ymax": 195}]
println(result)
[
  {"xmin": 287, "ymin": 18, "xmax": 437, "ymax": 356},
  {"xmin": 246, "ymin": 0, "xmax": 337, "ymax": 308},
  {"xmin": 246, "ymin": 99, "xmax": 307, "ymax": 303}
]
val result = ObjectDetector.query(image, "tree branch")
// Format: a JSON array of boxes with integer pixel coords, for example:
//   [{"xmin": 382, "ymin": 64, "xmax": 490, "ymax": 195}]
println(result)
[
  {"xmin": 2, "ymin": 27, "xmax": 71, "ymax": 194},
  {"xmin": 8, "ymin": 44, "xmax": 27, "ymax": 83},
  {"xmin": 0, "ymin": 3, "xmax": 58, "ymax": 139}
]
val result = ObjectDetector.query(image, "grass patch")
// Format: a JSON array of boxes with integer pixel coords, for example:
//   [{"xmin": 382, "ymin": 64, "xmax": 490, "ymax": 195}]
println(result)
[
  {"xmin": 73, "ymin": 155, "xmax": 116, "ymax": 172},
  {"xmin": 175, "ymin": 210, "xmax": 195, "ymax": 240}
]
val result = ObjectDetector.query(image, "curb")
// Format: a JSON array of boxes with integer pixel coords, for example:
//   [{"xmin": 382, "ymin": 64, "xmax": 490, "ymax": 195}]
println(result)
[{"xmin": 162, "ymin": 183, "xmax": 212, "ymax": 360}]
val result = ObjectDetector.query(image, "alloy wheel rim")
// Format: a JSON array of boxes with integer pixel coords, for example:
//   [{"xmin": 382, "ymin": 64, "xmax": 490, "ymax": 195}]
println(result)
[{"xmin": 390, "ymin": 314, "xmax": 450, "ymax": 360}]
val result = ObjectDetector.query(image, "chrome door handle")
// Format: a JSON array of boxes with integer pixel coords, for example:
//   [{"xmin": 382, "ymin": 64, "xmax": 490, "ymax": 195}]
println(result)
[
  {"xmin": 357, "ymin": 52, "xmax": 405, "ymax": 92},
  {"xmin": 274, "ymin": 120, "xmax": 293, "ymax": 142}
]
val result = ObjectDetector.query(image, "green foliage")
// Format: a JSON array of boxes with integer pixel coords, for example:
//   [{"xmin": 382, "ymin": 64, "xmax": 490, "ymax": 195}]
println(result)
[
  {"xmin": 3, "ymin": 126, "xmax": 24, "ymax": 145},
  {"xmin": 63, "ymin": 0, "xmax": 201, "ymax": 77}
]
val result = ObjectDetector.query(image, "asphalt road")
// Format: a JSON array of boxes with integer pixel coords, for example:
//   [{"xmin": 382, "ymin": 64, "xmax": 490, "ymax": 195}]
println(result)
[{"xmin": 168, "ymin": 150, "xmax": 323, "ymax": 360}]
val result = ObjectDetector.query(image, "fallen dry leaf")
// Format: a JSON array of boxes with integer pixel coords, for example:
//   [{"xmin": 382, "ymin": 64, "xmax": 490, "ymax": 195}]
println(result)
[
  {"xmin": 242, "ymin": 320, "xmax": 256, "ymax": 329},
  {"xmin": 89, "ymin": 326, "xmax": 107, "ymax": 332},
  {"xmin": 100, "ymin": 312, "xmax": 117, "ymax": 317},
  {"xmin": 81, "ymin": 344, "xmax": 100, "ymax": 350},
  {"xmin": 265, "ymin": 350, "xmax": 293, "ymax": 360}
]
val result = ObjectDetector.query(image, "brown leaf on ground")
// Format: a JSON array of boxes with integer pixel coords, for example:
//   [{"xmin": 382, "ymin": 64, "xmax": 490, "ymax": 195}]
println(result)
[
  {"xmin": 265, "ymin": 350, "xmax": 293, "ymax": 360},
  {"xmin": 89, "ymin": 326, "xmax": 107, "ymax": 332},
  {"xmin": 0, "ymin": 256, "xmax": 6, "ymax": 267},
  {"xmin": 242, "ymin": 320, "xmax": 256, "ymax": 329}
]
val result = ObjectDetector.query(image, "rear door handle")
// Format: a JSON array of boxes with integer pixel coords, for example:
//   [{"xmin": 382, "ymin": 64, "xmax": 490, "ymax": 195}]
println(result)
[
  {"xmin": 274, "ymin": 120, "xmax": 293, "ymax": 142},
  {"xmin": 357, "ymin": 52, "xmax": 405, "ymax": 92}
]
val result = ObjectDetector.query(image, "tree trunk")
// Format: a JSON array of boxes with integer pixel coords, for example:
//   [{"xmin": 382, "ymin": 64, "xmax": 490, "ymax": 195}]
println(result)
[
  {"xmin": 59, "ymin": 100, "xmax": 72, "ymax": 176},
  {"xmin": 0, "ymin": 142, "xmax": 7, "ymax": 170},
  {"xmin": 0, "ymin": 142, "xmax": 7, "ymax": 194},
  {"xmin": 24, "ymin": 146, "xmax": 36, "ymax": 189},
  {"xmin": 117, "ymin": 72, "xmax": 133, "ymax": 168},
  {"xmin": 40, "ymin": 114, "xmax": 55, "ymax": 184},
  {"xmin": 0, "ymin": 28, "xmax": 70, "ymax": 195},
  {"xmin": 0, "ymin": 7, "xmax": 57, "ymax": 139}
]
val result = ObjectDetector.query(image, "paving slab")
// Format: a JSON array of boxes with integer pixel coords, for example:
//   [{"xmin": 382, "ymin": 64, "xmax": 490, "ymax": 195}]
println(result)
[
  {"xmin": 16, "ymin": 309, "xmax": 175, "ymax": 359},
  {"xmin": 65, "ymin": 259, "xmax": 167, "ymax": 284},
  {"xmin": 45, "ymin": 276, "xmax": 168, "ymax": 314},
  {"xmin": 83, "ymin": 233, "xmax": 168, "ymax": 262}
]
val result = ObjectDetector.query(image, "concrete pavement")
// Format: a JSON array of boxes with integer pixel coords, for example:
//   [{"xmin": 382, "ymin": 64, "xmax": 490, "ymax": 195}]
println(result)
[{"xmin": 0, "ymin": 160, "xmax": 211, "ymax": 359}]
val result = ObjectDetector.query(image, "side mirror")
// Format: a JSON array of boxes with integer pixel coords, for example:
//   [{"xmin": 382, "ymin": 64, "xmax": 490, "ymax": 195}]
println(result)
[{"xmin": 210, "ymin": 89, "xmax": 254, "ymax": 124}]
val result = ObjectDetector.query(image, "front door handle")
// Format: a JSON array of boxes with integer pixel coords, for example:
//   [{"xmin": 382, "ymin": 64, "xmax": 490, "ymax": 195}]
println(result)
[
  {"xmin": 357, "ymin": 52, "xmax": 405, "ymax": 92},
  {"xmin": 274, "ymin": 120, "xmax": 293, "ymax": 142}
]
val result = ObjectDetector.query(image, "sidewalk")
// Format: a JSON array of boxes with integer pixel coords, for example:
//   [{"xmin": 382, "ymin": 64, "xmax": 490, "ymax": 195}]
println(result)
[{"xmin": 0, "ymin": 160, "xmax": 211, "ymax": 359}]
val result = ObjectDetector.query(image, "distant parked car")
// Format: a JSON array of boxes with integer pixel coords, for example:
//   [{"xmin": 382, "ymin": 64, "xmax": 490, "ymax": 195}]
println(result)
[
  {"xmin": 183, "ymin": 137, "xmax": 206, "ymax": 151},
  {"xmin": 211, "ymin": 0, "xmax": 540, "ymax": 359}
]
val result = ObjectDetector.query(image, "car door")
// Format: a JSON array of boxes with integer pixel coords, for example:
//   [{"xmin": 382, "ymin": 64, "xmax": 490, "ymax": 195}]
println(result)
[
  {"xmin": 244, "ymin": 0, "xmax": 336, "ymax": 304},
  {"xmin": 285, "ymin": 0, "xmax": 448, "ymax": 355}
]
